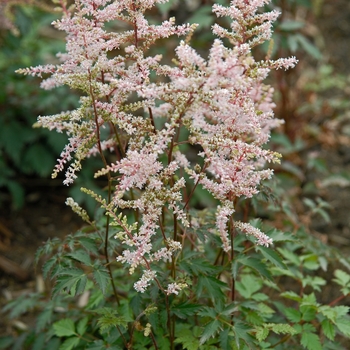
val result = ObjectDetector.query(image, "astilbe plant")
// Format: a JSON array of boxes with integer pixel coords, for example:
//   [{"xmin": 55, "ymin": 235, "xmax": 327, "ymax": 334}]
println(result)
[{"xmin": 16, "ymin": 0, "xmax": 300, "ymax": 348}]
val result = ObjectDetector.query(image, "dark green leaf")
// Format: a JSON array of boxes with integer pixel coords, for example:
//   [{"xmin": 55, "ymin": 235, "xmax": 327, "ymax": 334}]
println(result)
[
  {"xmin": 200, "ymin": 320, "xmax": 221, "ymax": 345},
  {"xmin": 43, "ymin": 257, "xmax": 58, "ymax": 279},
  {"xmin": 36, "ymin": 307, "xmax": 53, "ymax": 332},
  {"xmin": 196, "ymin": 275, "xmax": 228, "ymax": 301},
  {"xmin": 92, "ymin": 266, "xmax": 110, "ymax": 294},
  {"xmin": 59, "ymin": 337, "xmax": 81, "ymax": 350},
  {"xmin": 0, "ymin": 336, "xmax": 14, "ymax": 349},
  {"xmin": 23, "ymin": 144, "xmax": 55, "ymax": 177},
  {"xmin": 172, "ymin": 302, "xmax": 202, "ymax": 319},
  {"xmin": 256, "ymin": 246, "xmax": 287, "ymax": 270},
  {"xmin": 79, "ymin": 237, "xmax": 99, "ymax": 255},
  {"xmin": 179, "ymin": 256, "xmax": 221, "ymax": 276},
  {"xmin": 3, "ymin": 293, "xmax": 39, "ymax": 318},
  {"xmin": 232, "ymin": 321, "xmax": 254, "ymax": 347},
  {"xmin": 67, "ymin": 250, "xmax": 92, "ymax": 266},
  {"xmin": 32, "ymin": 333, "xmax": 45, "ymax": 350},
  {"xmin": 235, "ymin": 256, "xmax": 273, "ymax": 281},
  {"xmin": 219, "ymin": 328, "xmax": 232, "ymax": 350},
  {"xmin": 53, "ymin": 268, "xmax": 87, "ymax": 298}
]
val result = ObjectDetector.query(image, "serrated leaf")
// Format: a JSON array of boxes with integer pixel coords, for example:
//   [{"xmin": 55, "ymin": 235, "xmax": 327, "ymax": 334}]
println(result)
[
  {"xmin": 96, "ymin": 308, "xmax": 127, "ymax": 333},
  {"xmin": 3, "ymin": 293, "xmax": 39, "ymax": 318},
  {"xmin": 174, "ymin": 329, "xmax": 200, "ymax": 350},
  {"xmin": 232, "ymin": 321, "xmax": 254, "ymax": 347},
  {"xmin": 67, "ymin": 250, "xmax": 92, "ymax": 266},
  {"xmin": 255, "ymin": 326, "xmax": 269, "ymax": 342},
  {"xmin": 58, "ymin": 336, "xmax": 80, "ymax": 350},
  {"xmin": 85, "ymin": 340, "xmax": 108, "ymax": 350},
  {"xmin": 196, "ymin": 275, "xmax": 228, "ymax": 301},
  {"xmin": 281, "ymin": 291, "xmax": 302, "ymax": 302},
  {"xmin": 43, "ymin": 257, "xmax": 58, "ymax": 279},
  {"xmin": 319, "ymin": 305, "xmax": 337, "ymax": 322},
  {"xmin": 277, "ymin": 248, "xmax": 300, "ymax": 266},
  {"xmin": 235, "ymin": 256, "xmax": 273, "ymax": 281},
  {"xmin": 77, "ymin": 317, "xmax": 89, "ymax": 336},
  {"xmin": 301, "ymin": 306, "xmax": 317, "ymax": 322},
  {"xmin": 335, "ymin": 317, "xmax": 350, "ymax": 337},
  {"xmin": 92, "ymin": 267, "xmax": 110, "ymax": 294},
  {"xmin": 36, "ymin": 307, "xmax": 53, "ymax": 332},
  {"xmin": 256, "ymin": 246, "xmax": 287, "ymax": 270},
  {"xmin": 86, "ymin": 289, "xmax": 104, "ymax": 310},
  {"xmin": 53, "ymin": 318, "xmax": 76, "ymax": 337},
  {"xmin": 333, "ymin": 269, "xmax": 350, "ymax": 288},
  {"xmin": 179, "ymin": 256, "xmax": 221, "ymax": 276},
  {"xmin": 53, "ymin": 268, "xmax": 88, "ymax": 298},
  {"xmin": 269, "ymin": 323, "xmax": 297, "ymax": 336},
  {"xmin": 284, "ymin": 308, "xmax": 301, "ymax": 323},
  {"xmin": 200, "ymin": 319, "xmax": 221, "ymax": 345},
  {"xmin": 172, "ymin": 302, "xmax": 202, "ymax": 319},
  {"xmin": 321, "ymin": 319, "xmax": 335, "ymax": 341},
  {"xmin": 219, "ymin": 328, "xmax": 232, "ymax": 350},
  {"xmin": 236, "ymin": 274, "xmax": 262, "ymax": 299},
  {"xmin": 301, "ymin": 332, "xmax": 322, "ymax": 350},
  {"xmin": 79, "ymin": 237, "xmax": 99, "ymax": 255}
]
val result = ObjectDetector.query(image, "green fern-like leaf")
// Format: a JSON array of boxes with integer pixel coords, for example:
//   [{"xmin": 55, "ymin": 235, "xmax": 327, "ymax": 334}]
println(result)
[
  {"xmin": 255, "ymin": 326, "xmax": 269, "ymax": 342},
  {"xmin": 42, "ymin": 257, "xmax": 58, "ymax": 279},
  {"xmin": 67, "ymin": 249, "xmax": 92, "ymax": 266},
  {"xmin": 53, "ymin": 268, "xmax": 88, "ymax": 298},
  {"xmin": 255, "ymin": 323, "xmax": 297, "ymax": 343},
  {"xmin": 95, "ymin": 308, "xmax": 127, "ymax": 333},
  {"xmin": 200, "ymin": 319, "xmax": 221, "ymax": 345},
  {"xmin": 92, "ymin": 265, "xmax": 110, "ymax": 295}
]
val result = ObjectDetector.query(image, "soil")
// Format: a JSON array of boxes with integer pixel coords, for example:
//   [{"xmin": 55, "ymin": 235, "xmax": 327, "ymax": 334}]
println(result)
[{"xmin": 0, "ymin": 184, "xmax": 83, "ymax": 335}]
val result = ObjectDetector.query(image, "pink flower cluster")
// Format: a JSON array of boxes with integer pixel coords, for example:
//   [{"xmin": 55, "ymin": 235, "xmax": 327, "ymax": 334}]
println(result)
[{"xmin": 18, "ymin": 0, "xmax": 297, "ymax": 293}]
